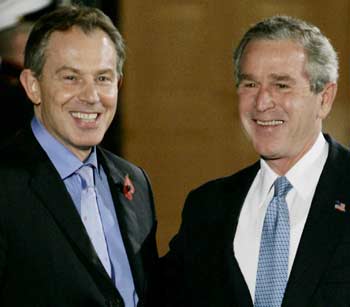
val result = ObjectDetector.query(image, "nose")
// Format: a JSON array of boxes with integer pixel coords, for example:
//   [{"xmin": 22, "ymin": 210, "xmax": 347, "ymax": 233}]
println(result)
[
  {"xmin": 79, "ymin": 80, "xmax": 99, "ymax": 104},
  {"xmin": 255, "ymin": 86, "xmax": 274, "ymax": 112}
]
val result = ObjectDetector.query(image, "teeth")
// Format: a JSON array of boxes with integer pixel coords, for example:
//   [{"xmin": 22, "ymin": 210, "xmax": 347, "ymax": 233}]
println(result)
[
  {"xmin": 71, "ymin": 112, "xmax": 98, "ymax": 121},
  {"xmin": 256, "ymin": 120, "xmax": 283, "ymax": 126}
]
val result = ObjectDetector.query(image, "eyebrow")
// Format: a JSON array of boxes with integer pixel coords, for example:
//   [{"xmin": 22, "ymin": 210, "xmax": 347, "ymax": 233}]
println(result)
[
  {"xmin": 269, "ymin": 73, "xmax": 296, "ymax": 84},
  {"xmin": 55, "ymin": 66, "xmax": 79, "ymax": 75},
  {"xmin": 239, "ymin": 73, "xmax": 296, "ymax": 84},
  {"xmin": 55, "ymin": 66, "xmax": 115, "ymax": 75},
  {"xmin": 239, "ymin": 73, "xmax": 255, "ymax": 81}
]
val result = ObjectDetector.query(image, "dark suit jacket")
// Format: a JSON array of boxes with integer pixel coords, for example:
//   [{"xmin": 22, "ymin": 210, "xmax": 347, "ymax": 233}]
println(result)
[
  {"xmin": 161, "ymin": 135, "xmax": 350, "ymax": 307},
  {"xmin": 0, "ymin": 128, "xmax": 159, "ymax": 307}
]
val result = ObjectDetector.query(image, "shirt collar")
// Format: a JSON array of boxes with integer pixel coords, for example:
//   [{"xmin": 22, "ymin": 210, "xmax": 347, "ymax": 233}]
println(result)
[
  {"xmin": 31, "ymin": 116, "xmax": 98, "ymax": 180},
  {"xmin": 258, "ymin": 133, "xmax": 328, "ymax": 203},
  {"xmin": 285, "ymin": 133, "xmax": 328, "ymax": 201},
  {"xmin": 258, "ymin": 159, "xmax": 279, "ymax": 207}
]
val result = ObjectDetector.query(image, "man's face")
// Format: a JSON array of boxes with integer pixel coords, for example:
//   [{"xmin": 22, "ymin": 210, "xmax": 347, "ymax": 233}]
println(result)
[
  {"xmin": 237, "ymin": 39, "xmax": 333, "ymax": 174},
  {"xmin": 29, "ymin": 27, "xmax": 119, "ymax": 160}
]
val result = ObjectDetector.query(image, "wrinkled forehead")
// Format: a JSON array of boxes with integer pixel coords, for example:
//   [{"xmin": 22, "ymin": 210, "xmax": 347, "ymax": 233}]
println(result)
[
  {"xmin": 243, "ymin": 37, "xmax": 306, "ymax": 55},
  {"xmin": 239, "ymin": 39, "xmax": 310, "ymax": 81}
]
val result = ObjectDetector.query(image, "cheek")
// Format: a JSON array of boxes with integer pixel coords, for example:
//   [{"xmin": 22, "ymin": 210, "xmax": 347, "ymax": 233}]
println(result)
[
  {"xmin": 60, "ymin": 89, "xmax": 77, "ymax": 101},
  {"xmin": 238, "ymin": 100, "xmax": 252, "ymax": 123},
  {"xmin": 101, "ymin": 91, "xmax": 118, "ymax": 108},
  {"xmin": 58, "ymin": 85, "xmax": 83, "ymax": 103},
  {"xmin": 41, "ymin": 82, "xmax": 71, "ymax": 106},
  {"xmin": 238, "ymin": 111, "xmax": 253, "ymax": 137},
  {"xmin": 238, "ymin": 91, "xmax": 255, "ymax": 109},
  {"xmin": 295, "ymin": 99, "xmax": 319, "ymax": 122}
]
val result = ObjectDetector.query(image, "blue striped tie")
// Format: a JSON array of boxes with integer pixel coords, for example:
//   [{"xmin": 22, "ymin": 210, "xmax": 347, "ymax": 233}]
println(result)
[{"xmin": 254, "ymin": 176, "xmax": 292, "ymax": 307}]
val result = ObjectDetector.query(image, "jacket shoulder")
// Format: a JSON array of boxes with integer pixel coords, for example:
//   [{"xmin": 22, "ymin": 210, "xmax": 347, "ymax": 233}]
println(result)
[
  {"xmin": 190, "ymin": 161, "xmax": 260, "ymax": 196},
  {"xmin": 98, "ymin": 147, "xmax": 147, "ymax": 180},
  {"xmin": 325, "ymin": 134, "xmax": 350, "ymax": 162},
  {"xmin": 181, "ymin": 162, "xmax": 260, "ymax": 217},
  {"xmin": 0, "ymin": 129, "xmax": 42, "ymax": 171}
]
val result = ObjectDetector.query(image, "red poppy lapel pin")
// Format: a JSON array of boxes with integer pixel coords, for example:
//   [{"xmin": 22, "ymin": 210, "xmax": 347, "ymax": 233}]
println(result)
[
  {"xmin": 123, "ymin": 174, "xmax": 135, "ymax": 201},
  {"xmin": 334, "ymin": 200, "xmax": 346, "ymax": 212}
]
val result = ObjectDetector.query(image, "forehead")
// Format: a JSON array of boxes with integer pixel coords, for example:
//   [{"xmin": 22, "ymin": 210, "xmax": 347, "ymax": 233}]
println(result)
[
  {"xmin": 44, "ymin": 26, "xmax": 117, "ymax": 68},
  {"xmin": 240, "ymin": 39, "xmax": 307, "ymax": 76},
  {"xmin": 240, "ymin": 39, "xmax": 308, "ymax": 81}
]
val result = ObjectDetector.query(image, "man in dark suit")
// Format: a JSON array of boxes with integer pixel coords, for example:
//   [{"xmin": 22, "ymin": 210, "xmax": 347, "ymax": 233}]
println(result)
[
  {"xmin": 0, "ymin": 5, "xmax": 159, "ymax": 307},
  {"xmin": 162, "ymin": 16, "xmax": 350, "ymax": 306}
]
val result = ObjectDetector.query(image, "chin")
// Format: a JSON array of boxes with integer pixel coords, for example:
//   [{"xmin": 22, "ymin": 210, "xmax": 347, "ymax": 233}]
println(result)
[
  {"xmin": 255, "ymin": 147, "xmax": 277, "ymax": 159},
  {"xmin": 74, "ymin": 136, "xmax": 104, "ymax": 149},
  {"xmin": 253, "ymin": 139, "xmax": 282, "ymax": 154}
]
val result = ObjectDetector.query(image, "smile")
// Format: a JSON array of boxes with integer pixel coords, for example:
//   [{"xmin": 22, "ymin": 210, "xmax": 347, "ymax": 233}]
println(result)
[
  {"xmin": 71, "ymin": 112, "xmax": 98, "ymax": 121},
  {"xmin": 256, "ymin": 120, "xmax": 284, "ymax": 126}
]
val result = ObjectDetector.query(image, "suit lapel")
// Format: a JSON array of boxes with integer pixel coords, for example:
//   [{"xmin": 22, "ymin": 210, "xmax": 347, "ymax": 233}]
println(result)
[
  {"xmin": 98, "ymin": 149, "xmax": 148, "ymax": 299},
  {"xmin": 98, "ymin": 149, "xmax": 143, "ymax": 254},
  {"xmin": 283, "ymin": 136, "xmax": 349, "ymax": 306},
  {"xmin": 20, "ymin": 130, "xmax": 113, "ymax": 284},
  {"xmin": 226, "ymin": 162, "xmax": 260, "ymax": 307},
  {"xmin": 29, "ymin": 153, "xmax": 111, "ymax": 283}
]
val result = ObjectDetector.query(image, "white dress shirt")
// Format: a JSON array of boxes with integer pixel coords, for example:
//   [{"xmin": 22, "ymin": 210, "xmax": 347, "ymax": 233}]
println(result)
[{"xmin": 233, "ymin": 133, "xmax": 328, "ymax": 300}]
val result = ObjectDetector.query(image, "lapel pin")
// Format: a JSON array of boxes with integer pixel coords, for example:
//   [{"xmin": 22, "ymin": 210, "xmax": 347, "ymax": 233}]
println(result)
[
  {"xmin": 334, "ymin": 201, "xmax": 346, "ymax": 212},
  {"xmin": 123, "ymin": 174, "xmax": 135, "ymax": 201}
]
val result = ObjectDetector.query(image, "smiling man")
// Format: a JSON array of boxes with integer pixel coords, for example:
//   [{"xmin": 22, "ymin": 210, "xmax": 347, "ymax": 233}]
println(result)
[
  {"xmin": 0, "ymin": 5, "xmax": 159, "ymax": 307},
  {"xmin": 162, "ymin": 16, "xmax": 350, "ymax": 306}
]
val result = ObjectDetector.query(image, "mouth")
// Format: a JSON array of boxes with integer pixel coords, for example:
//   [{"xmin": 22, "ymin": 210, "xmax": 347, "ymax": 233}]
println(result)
[
  {"xmin": 256, "ymin": 119, "xmax": 284, "ymax": 126},
  {"xmin": 71, "ymin": 112, "xmax": 99, "ymax": 122}
]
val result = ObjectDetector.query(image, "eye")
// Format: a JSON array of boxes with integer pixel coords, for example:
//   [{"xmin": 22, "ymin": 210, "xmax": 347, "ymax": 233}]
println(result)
[
  {"xmin": 240, "ymin": 81, "xmax": 257, "ymax": 88},
  {"xmin": 275, "ymin": 83, "xmax": 289, "ymax": 89},
  {"xmin": 63, "ymin": 75, "xmax": 77, "ymax": 81},
  {"xmin": 97, "ymin": 75, "xmax": 112, "ymax": 82}
]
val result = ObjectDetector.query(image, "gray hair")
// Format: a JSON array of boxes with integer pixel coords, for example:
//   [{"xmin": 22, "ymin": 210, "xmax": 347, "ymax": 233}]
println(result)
[{"xmin": 233, "ymin": 15, "xmax": 338, "ymax": 94}]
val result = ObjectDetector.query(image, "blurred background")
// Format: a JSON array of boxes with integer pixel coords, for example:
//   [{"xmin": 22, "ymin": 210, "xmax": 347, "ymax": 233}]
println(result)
[{"xmin": 1, "ymin": 0, "xmax": 349, "ymax": 255}]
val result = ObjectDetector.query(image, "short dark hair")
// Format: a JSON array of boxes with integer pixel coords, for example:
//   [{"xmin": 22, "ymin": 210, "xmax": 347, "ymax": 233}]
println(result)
[
  {"xmin": 233, "ymin": 15, "xmax": 338, "ymax": 94},
  {"xmin": 24, "ymin": 5, "xmax": 125, "ymax": 78}
]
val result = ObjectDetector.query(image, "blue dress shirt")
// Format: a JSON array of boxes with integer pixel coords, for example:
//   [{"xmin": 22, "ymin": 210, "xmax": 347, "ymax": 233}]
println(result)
[{"xmin": 31, "ymin": 117, "xmax": 138, "ymax": 307}]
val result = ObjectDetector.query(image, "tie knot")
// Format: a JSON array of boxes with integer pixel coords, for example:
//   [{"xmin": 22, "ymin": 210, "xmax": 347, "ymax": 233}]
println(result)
[
  {"xmin": 76, "ymin": 164, "xmax": 94, "ymax": 189},
  {"xmin": 274, "ymin": 176, "xmax": 292, "ymax": 198}
]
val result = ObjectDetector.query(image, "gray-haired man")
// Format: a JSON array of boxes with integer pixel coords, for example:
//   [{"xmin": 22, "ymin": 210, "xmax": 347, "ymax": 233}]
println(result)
[{"xmin": 162, "ymin": 15, "xmax": 349, "ymax": 307}]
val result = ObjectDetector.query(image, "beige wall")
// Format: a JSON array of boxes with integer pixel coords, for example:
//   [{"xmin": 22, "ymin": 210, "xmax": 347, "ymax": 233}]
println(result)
[{"xmin": 117, "ymin": 0, "xmax": 350, "ymax": 255}]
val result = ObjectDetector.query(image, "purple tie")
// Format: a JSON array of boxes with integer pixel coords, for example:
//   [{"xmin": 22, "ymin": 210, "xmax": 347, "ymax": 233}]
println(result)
[{"xmin": 77, "ymin": 165, "xmax": 111, "ymax": 276}]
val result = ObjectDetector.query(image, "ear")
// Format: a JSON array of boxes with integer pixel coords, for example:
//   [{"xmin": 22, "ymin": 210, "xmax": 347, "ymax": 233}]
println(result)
[
  {"xmin": 19, "ymin": 69, "xmax": 42, "ymax": 105},
  {"xmin": 117, "ymin": 76, "xmax": 123, "ymax": 89},
  {"xmin": 318, "ymin": 82, "xmax": 337, "ymax": 119}
]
